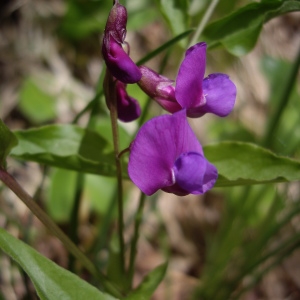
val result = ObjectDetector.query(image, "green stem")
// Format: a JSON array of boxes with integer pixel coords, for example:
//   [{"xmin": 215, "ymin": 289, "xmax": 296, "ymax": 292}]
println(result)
[
  {"xmin": 104, "ymin": 70, "xmax": 125, "ymax": 274},
  {"xmin": 188, "ymin": 0, "xmax": 220, "ymax": 47},
  {"xmin": 0, "ymin": 167, "xmax": 122, "ymax": 298},
  {"xmin": 128, "ymin": 192, "xmax": 146, "ymax": 287},
  {"xmin": 263, "ymin": 44, "xmax": 300, "ymax": 148}
]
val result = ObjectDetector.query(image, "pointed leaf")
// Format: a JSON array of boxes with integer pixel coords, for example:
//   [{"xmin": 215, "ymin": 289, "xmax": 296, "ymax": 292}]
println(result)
[
  {"xmin": 125, "ymin": 262, "xmax": 168, "ymax": 300},
  {"xmin": 10, "ymin": 124, "xmax": 128, "ymax": 177},
  {"xmin": 0, "ymin": 119, "xmax": 18, "ymax": 168},
  {"xmin": 204, "ymin": 142, "xmax": 300, "ymax": 187},
  {"xmin": 0, "ymin": 228, "xmax": 117, "ymax": 300},
  {"xmin": 203, "ymin": 1, "xmax": 300, "ymax": 56}
]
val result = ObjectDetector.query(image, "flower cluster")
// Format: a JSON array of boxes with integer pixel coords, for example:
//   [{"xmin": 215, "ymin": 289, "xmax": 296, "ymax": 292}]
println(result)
[{"xmin": 102, "ymin": 1, "xmax": 237, "ymax": 196}]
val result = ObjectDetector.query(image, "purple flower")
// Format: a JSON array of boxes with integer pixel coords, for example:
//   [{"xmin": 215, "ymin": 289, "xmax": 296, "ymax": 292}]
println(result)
[
  {"xmin": 102, "ymin": 1, "xmax": 141, "ymax": 84},
  {"xmin": 128, "ymin": 110, "xmax": 218, "ymax": 196},
  {"xmin": 115, "ymin": 81, "xmax": 141, "ymax": 122},
  {"xmin": 138, "ymin": 66, "xmax": 181, "ymax": 113},
  {"xmin": 138, "ymin": 42, "xmax": 236, "ymax": 118}
]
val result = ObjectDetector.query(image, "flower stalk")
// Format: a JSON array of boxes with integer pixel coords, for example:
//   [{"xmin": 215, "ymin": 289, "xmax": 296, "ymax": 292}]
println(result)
[{"xmin": 104, "ymin": 70, "xmax": 126, "ymax": 274}]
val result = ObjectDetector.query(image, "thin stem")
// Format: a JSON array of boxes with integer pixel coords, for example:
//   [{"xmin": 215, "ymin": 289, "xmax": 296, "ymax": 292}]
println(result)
[
  {"xmin": 0, "ymin": 167, "xmax": 122, "ymax": 298},
  {"xmin": 104, "ymin": 70, "xmax": 125, "ymax": 274},
  {"xmin": 188, "ymin": 0, "xmax": 220, "ymax": 47},
  {"xmin": 128, "ymin": 192, "xmax": 146, "ymax": 287}
]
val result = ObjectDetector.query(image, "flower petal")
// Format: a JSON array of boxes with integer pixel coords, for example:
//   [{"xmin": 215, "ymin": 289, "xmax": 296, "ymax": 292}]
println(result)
[
  {"xmin": 104, "ymin": 2, "xmax": 127, "ymax": 44},
  {"xmin": 173, "ymin": 152, "xmax": 206, "ymax": 193},
  {"xmin": 202, "ymin": 160, "xmax": 218, "ymax": 193},
  {"xmin": 163, "ymin": 154, "xmax": 218, "ymax": 195},
  {"xmin": 138, "ymin": 66, "xmax": 181, "ymax": 113},
  {"xmin": 116, "ymin": 81, "xmax": 141, "ymax": 122},
  {"xmin": 187, "ymin": 73, "xmax": 236, "ymax": 118},
  {"xmin": 175, "ymin": 42, "xmax": 207, "ymax": 109},
  {"xmin": 128, "ymin": 109, "xmax": 202, "ymax": 195},
  {"xmin": 102, "ymin": 36, "xmax": 142, "ymax": 84}
]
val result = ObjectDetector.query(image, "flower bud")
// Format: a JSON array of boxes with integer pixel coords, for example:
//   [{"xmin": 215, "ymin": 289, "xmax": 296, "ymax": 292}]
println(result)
[
  {"xmin": 115, "ymin": 81, "xmax": 141, "ymax": 122},
  {"xmin": 102, "ymin": 2, "xmax": 141, "ymax": 84},
  {"xmin": 104, "ymin": 1, "xmax": 127, "ymax": 45},
  {"xmin": 138, "ymin": 66, "xmax": 181, "ymax": 113}
]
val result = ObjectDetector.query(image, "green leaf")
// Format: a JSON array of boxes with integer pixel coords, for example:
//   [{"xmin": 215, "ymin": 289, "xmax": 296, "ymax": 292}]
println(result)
[
  {"xmin": 125, "ymin": 263, "xmax": 168, "ymax": 300},
  {"xmin": 19, "ymin": 77, "xmax": 57, "ymax": 123},
  {"xmin": 0, "ymin": 119, "xmax": 18, "ymax": 168},
  {"xmin": 47, "ymin": 168, "xmax": 78, "ymax": 222},
  {"xmin": 204, "ymin": 142, "xmax": 300, "ymax": 187},
  {"xmin": 156, "ymin": 0, "xmax": 189, "ymax": 46},
  {"xmin": 85, "ymin": 174, "xmax": 116, "ymax": 214},
  {"xmin": 127, "ymin": 5, "xmax": 158, "ymax": 31},
  {"xmin": 10, "ymin": 124, "xmax": 127, "ymax": 177},
  {"xmin": 203, "ymin": 1, "xmax": 300, "ymax": 56},
  {"xmin": 59, "ymin": 0, "xmax": 110, "ymax": 40},
  {"xmin": 0, "ymin": 228, "xmax": 117, "ymax": 300},
  {"xmin": 107, "ymin": 236, "xmax": 126, "ymax": 290}
]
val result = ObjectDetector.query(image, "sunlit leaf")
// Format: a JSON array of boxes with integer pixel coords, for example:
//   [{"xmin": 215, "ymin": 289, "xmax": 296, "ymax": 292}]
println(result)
[
  {"xmin": 0, "ymin": 119, "xmax": 18, "ymax": 168},
  {"xmin": 204, "ymin": 142, "xmax": 300, "ymax": 187},
  {"xmin": 125, "ymin": 263, "xmax": 168, "ymax": 300},
  {"xmin": 0, "ymin": 228, "xmax": 117, "ymax": 300},
  {"xmin": 10, "ymin": 125, "xmax": 127, "ymax": 177},
  {"xmin": 203, "ymin": 1, "xmax": 300, "ymax": 56}
]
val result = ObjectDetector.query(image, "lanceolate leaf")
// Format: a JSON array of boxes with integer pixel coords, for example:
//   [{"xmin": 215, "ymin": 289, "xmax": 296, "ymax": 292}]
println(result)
[
  {"xmin": 0, "ymin": 228, "xmax": 117, "ymax": 300},
  {"xmin": 125, "ymin": 263, "xmax": 168, "ymax": 300},
  {"xmin": 203, "ymin": 1, "xmax": 300, "ymax": 56},
  {"xmin": 10, "ymin": 125, "xmax": 127, "ymax": 177},
  {"xmin": 0, "ymin": 119, "xmax": 18, "ymax": 168},
  {"xmin": 204, "ymin": 142, "xmax": 300, "ymax": 187}
]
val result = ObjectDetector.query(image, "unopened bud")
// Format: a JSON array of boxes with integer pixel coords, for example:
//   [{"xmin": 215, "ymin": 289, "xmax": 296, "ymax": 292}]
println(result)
[{"xmin": 138, "ymin": 66, "xmax": 181, "ymax": 113}]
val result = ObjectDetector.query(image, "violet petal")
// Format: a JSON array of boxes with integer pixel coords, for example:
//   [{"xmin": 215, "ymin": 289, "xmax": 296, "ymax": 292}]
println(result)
[
  {"xmin": 187, "ymin": 73, "xmax": 237, "ymax": 118},
  {"xmin": 175, "ymin": 42, "xmax": 207, "ymax": 109},
  {"xmin": 116, "ymin": 81, "xmax": 141, "ymax": 122},
  {"xmin": 102, "ymin": 36, "xmax": 142, "ymax": 84},
  {"xmin": 172, "ymin": 152, "xmax": 217, "ymax": 194},
  {"xmin": 104, "ymin": 2, "xmax": 127, "ymax": 44},
  {"xmin": 128, "ymin": 110, "xmax": 203, "ymax": 195},
  {"xmin": 173, "ymin": 152, "xmax": 206, "ymax": 193},
  {"xmin": 202, "ymin": 160, "xmax": 218, "ymax": 194}
]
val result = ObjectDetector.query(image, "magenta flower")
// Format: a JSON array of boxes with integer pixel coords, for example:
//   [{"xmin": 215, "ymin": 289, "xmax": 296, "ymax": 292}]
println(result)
[
  {"xmin": 102, "ymin": 1, "xmax": 141, "ymax": 84},
  {"xmin": 128, "ymin": 110, "xmax": 218, "ymax": 196},
  {"xmin": 138, "ymin": 42, "xmax": 236, "ymax": 118},
  {"xmin": 115, "ymin": 81, "xmax": 141, "ymax": 122}
]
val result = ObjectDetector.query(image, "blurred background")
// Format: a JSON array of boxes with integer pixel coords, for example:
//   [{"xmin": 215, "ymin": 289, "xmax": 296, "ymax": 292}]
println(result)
[{"xmin": 0, "ymin": 0, "xmax": 300, "ymax": 299}]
